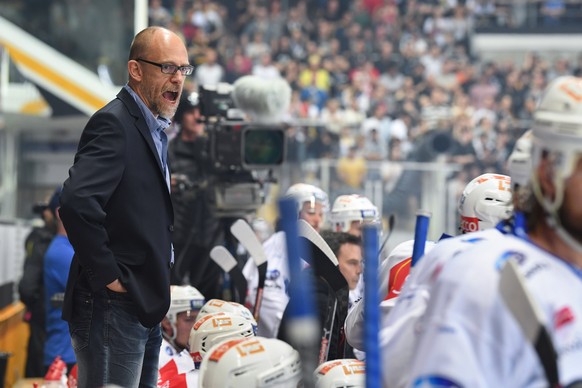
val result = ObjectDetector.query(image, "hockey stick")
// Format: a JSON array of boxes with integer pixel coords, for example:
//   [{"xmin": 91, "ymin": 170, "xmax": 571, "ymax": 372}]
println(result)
[
  {"xmin": 411, "ymin": 210, "xmax": 431, "ymax": 267},
  {"xmin": 363, "ymin": 224, "xmax": 380, "ymax": 388},
  {"xmin": 298, "ymin": 220, "xmax": 349, "ymax": 362},
  {"xmin": 499, "ymin": 258, "xmax": 559, "ymax": 388},
  {"xmin": 279, "ymin": 198, "xmax": 319, "ymax": 388},
  {"xmin": 209, "ymin": 246, "xmax": 248, "ymax": 304},
  {"xmin": 230, "ymin": 219, "xmax": 268, "ymax": 322},
  {"xmin": 378, "ymin": 214, "xmax": 395, "ymax": 256}
]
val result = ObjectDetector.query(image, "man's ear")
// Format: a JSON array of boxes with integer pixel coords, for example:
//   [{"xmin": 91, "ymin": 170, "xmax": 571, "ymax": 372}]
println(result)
[
  {"xmin": 537, "ymin": 153, "xmax": 557, "ymax": 202},
  {"xmin": 128, "ymin": 60, "xmax": 142, "ymax": 81},
  {"xmin": 161, "ymin": 318, "xmax": 173, "ymax": 335}
]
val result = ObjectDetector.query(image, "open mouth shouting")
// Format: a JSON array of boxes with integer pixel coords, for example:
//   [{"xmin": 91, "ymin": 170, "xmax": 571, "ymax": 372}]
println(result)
[{"xmin": 163, "ymin": 91, "xmax": 179, "ymax": 103}]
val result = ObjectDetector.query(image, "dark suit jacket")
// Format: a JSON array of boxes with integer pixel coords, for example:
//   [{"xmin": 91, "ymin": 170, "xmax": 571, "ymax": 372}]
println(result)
[{"xmin": 60, "ymin": 88, "xmax": 174, "ymax": 328}]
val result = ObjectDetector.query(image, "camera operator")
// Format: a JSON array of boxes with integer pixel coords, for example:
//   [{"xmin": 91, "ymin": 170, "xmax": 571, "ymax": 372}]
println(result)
[{"xmin": 168, "ymin": 93, "xmax": 223, "ymax": 300}]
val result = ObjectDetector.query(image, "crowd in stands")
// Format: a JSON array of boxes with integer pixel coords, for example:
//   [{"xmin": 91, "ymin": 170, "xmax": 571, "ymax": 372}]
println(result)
[{"xmin": 149, "ymin": 1, "xmax": 582, "ymax": 196}]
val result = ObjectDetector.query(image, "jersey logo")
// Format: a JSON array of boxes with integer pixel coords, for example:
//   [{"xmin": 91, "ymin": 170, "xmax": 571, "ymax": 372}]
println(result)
[
  {"xmin": 459, "ymin": 216, "xmax": 479, "ymax": 233},
  {"xmin": 554, "ymin": 306, "xmax": 575, "ymax": 330},
  {"xmin": 495, "ymin": 251, "xmax": 526, "ymax": 270},
  {"xmin": 266, "ymin": 269, "xmax": 281, "ymax": 281}
]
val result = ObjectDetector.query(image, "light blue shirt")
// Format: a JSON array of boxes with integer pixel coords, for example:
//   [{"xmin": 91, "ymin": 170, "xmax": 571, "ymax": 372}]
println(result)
[
  {"xmin": 123, "ymin": 84, "xmax": 174, "ymax": 265},
  {"xmin": 123, "ymin": 84, "xmax": 171, "ymax": 191}
]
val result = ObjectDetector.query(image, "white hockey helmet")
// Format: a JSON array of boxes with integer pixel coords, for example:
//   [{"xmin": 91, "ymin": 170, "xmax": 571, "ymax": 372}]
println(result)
[
  {"xmin": 330, "ymin": 194, "xmax": 379, "ymax": 233},
  {"xmin": 165, "ymin": 285, "xmax": 205, "ymax": 341},
  {"xmin": 199, "ymin": 337, "xmax": 302, "ymax": 387},
  {"xmin": 531, "ymin": 76, "xmax": 582, "ymax": 213},
  {"xmin": 166, "ymin": 285, "xmax": 205, "ymax": 326},
  {"xmin": 314, "ymin": 359, "xmax": 365, "ymax": 388},
  {"xmin": 285, "ymin": 183, "xmax": 329, "ymax": 214},
  {"xmin": 458, "ymin": 173, "xmax": 513, "ymax": 233},
  {"xmin": 196, "ymin": 299, "xmax": 257, "ymax": 332},
  {"xmin": 189, "ymin": 311, "xmax": 255, "ymax": 368}
]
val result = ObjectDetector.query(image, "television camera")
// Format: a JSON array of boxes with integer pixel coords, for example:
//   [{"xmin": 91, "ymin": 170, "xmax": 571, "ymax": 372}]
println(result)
[{"xmin": 176, "ymin": 76, "xmax": 290, "ymax": 217}]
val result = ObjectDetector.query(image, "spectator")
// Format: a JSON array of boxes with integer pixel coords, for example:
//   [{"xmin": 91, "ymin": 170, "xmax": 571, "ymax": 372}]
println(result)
[
  {"xmin": 541, "ymin": 0, "xmax": 566, "ymax": 26},
  {"xmin": 337, "ymin": 145, "xmax": 367, "ymax": 191},
  {"xmin": 320, "ymin": 98, "xmax": 346, "ymax": 135},
  {"xmin": 363, "ymin": 128, "xmax": 388, "ymax": 163},
  {"xmin": 252, "ymin": 53, "xmax": 281, "ymax": 80},
  {"xmin": 361, "ymin": 102, "xmax": 392, "ymax": 144},
  {"xmin": 194, "ymin": 47, "xmax": 224, "ymax": 86},
  {"xmin": 148, "ymin": 0, "xmax": 172, "ymax": 27}
]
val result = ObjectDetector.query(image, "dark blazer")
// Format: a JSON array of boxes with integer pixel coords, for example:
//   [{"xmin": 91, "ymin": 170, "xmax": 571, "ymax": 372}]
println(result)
[{"xmin": 60, "ymin": 88, "xmax": 174, "ymax": 328}]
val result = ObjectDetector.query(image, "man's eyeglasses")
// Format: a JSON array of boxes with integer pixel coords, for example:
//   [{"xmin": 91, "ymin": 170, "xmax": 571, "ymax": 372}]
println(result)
[{"xmin": 137, "ymin": 58, "xmax": 194, "ymax": 76}]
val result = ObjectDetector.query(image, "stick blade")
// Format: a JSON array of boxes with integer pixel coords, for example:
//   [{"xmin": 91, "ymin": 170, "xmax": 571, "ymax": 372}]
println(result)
[
  {"xmin": 499, "ymin": 258, "xmax": 559, "ymax": 386},
  {"xmin": 499, "ymin": 258, "xmax": 545, "ymax": 342},
  {"xmin": 210, "ymin": 246, "xmax": 238, "ymax": 273},
  {"xmin": 297, "ymin": 220, "xmax": 339, "ymax": 266},
  {"xmin": 231, "ymin": 219, "xmax": 268, "ymax": 266}
]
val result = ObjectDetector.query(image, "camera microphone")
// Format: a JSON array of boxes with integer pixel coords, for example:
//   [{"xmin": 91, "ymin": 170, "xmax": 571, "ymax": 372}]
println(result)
[{"xmin": 231, "ymin": 75, "xmax": 292, "ymax": 123}]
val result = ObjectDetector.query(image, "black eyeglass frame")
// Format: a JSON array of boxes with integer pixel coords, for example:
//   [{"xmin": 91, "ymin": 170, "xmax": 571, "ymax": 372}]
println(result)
[{"xmin": 136, "ymin": 58, "xmax": 194, "ymax": 76}]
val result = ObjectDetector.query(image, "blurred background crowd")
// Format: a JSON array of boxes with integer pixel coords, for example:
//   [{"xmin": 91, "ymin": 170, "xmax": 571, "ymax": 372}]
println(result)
[{"xmin": 3, "ymin": 0, "xmax": 582, "ymax": 225}]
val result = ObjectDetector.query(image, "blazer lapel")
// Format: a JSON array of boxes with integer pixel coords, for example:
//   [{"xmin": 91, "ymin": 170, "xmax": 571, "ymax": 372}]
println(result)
[{"xmin": 117, "ymin": 89, "xmax": 165, "ymax": 174}]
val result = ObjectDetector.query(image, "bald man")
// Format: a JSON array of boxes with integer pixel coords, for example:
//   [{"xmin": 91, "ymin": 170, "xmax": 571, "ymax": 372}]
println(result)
[{"xmin": 59, "ymin": 27, "xmax": 192, "ymax": 387}]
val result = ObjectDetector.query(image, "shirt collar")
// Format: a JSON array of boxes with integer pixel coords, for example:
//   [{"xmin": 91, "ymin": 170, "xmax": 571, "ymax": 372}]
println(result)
[{"xmin": 124, "ymin": 84, "xmax": 172, "ymax": 133}]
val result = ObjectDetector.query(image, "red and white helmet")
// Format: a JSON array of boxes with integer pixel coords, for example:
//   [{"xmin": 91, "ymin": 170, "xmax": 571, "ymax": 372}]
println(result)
[
  {"xmin": 530, "ymin": 75, "xmax": 582, "ymax": 251},
  {"xmin": 166, "ymin": 285, "xmax": 205, "ymax": 340},
  {"xmin": 458, "ymin": 173, "xmax": 513, "ymax": 233},
  {"xmin": 198, "ymin": 337, "xmax": 302, "ymax": 387},
  {"xmin": 285, "ymin": 183, "xmax": 329, "ymax": 214},
  {"xmin": 329, "ymin": 194, "xmax": 379, "ymax": 233},
  {"xmin": 314, "ymin": 359, "xmax": 365, "ymax": 388},
  {"xmin": 189, "ymin": 311, "xmax": 255, "ymax": 368},
  {"xmin": 196, "ymin": 299, "xmax": 257, "ymax": 331}
]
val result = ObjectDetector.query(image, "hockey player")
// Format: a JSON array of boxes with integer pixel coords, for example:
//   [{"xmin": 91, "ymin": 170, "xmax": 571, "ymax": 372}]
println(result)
[
  {"xmin": 329, "ymin": 194, "xmax": 379, "ymax": 237},
  {"xmin": 329, "ymin": 194, "xmax": 380, "ymax": 308},
  {"xmin": 344, "ymin": 173, "xmax": 512, "ymax": 382},
  {"xmin": 159, "ymin": 285, "xmax": 205, "ymax": 369},
  {"xmin": 410, "ymin": 75, "xmax": 582, "ymax": 387},
  {"xmin": 157, "ymin": 300, "xmax": 256, "ymax": 387},
  {"xmin": 243, "ymin": 183, "xmax": 329, "ymax": 338},
  {"xmin": 198, "ymin": 337, "xmax": 302, "ymax": 387}
]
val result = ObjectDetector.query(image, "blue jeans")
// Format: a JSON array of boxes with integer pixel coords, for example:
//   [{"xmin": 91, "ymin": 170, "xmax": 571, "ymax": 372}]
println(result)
[{"xmin": 68, "ymin": 288, "xmax": 161, "ymax": 388}]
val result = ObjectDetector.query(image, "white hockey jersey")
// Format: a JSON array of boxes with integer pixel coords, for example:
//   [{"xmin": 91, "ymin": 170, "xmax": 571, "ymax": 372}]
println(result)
[
  {"xmin": 158, "ymin": 338, "xmax": 198, "ymax": 388},
  {"xmin": 379, "ymin": 228, "xmax": 502, "ymax": 388},
  {"xmin": 344, "ymin": 240, "xmax": 436, "ymax": 352},
  {"xmin": 410, "ymin": 234, "xmax": 582, "ymax": 387},
  {"xmin": 243, "ymin": 231, "xmax": 291, "ymax": 338}
]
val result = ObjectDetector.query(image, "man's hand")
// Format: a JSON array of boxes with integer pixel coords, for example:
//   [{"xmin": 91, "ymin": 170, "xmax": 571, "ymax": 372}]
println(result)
[{"xmin": 106, "ymin": 278, "xmax": 127, "ymax": 293}]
